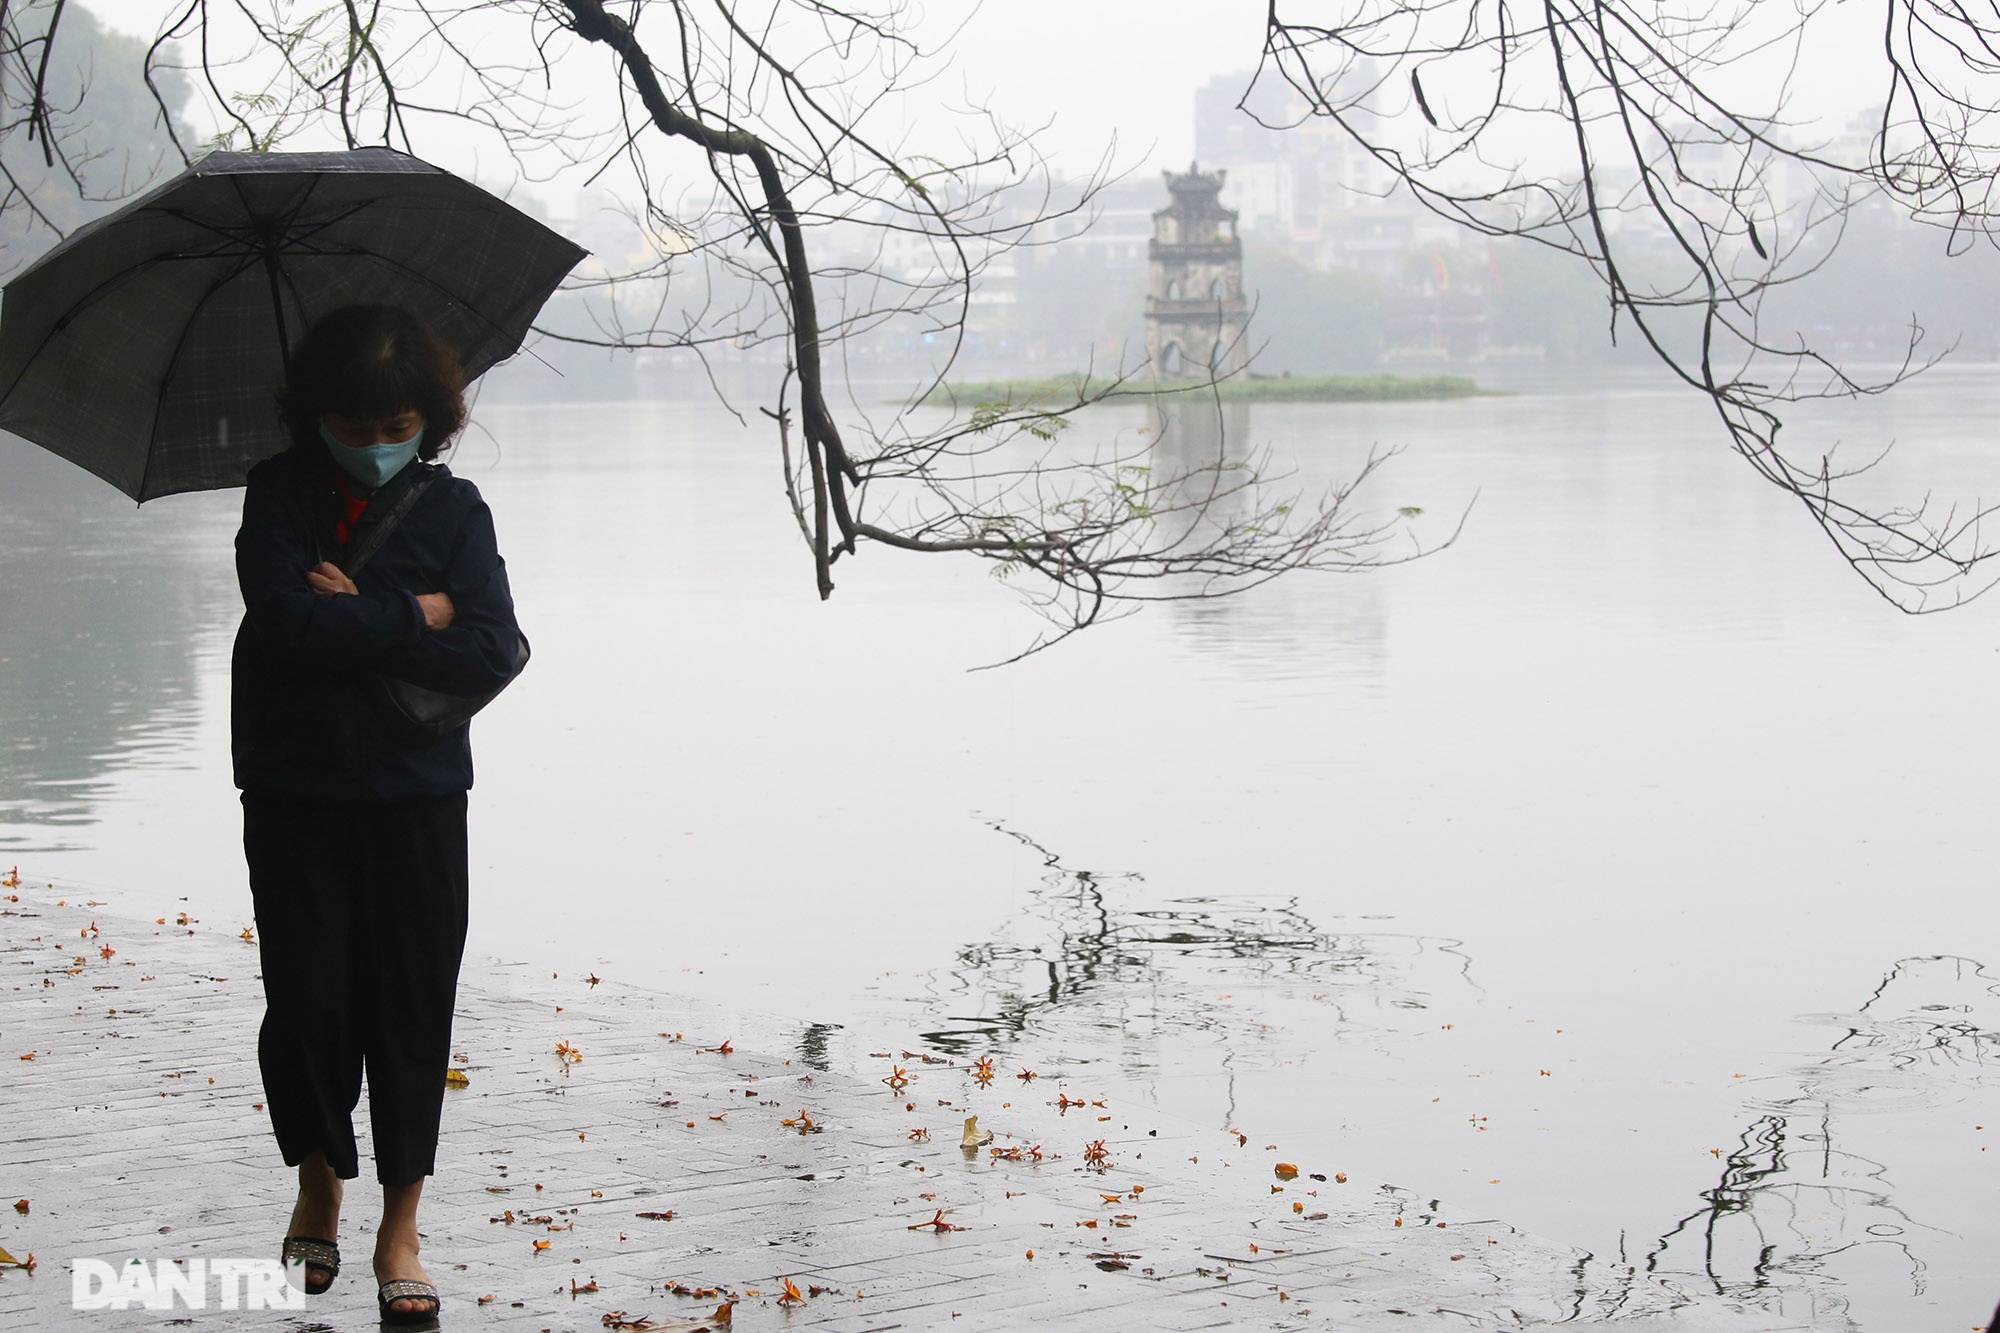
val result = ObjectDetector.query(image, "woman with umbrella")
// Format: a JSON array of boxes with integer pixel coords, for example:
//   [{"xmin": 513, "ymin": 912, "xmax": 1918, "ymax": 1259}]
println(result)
[
  {"xmin": 0, "ymin": 148, "xmax": 579, "ymax": 1322},
  {"xmin": 235, "ymin": 303, "xmax": 526, "ymax": 1322}
]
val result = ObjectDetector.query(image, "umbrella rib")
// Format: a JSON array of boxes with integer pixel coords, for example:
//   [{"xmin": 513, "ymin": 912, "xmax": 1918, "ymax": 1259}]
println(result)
[
  {"xmin": 143, "ymin": 238, "xmax": 533, "ymax": 347},
  {"xmin": 0, "ymin": 257, "xmax": 208, "ymax": 416},
  {"xmin": 136, "ymin": 251, "xmax": 267, "ymax": 502},
  {"xmin": 155, "ymin": 200, "xmax": 371, "ymax": 252},
  {"xmin": 345, "ymin": 248, "xmax": 533, "ymax": 346}
]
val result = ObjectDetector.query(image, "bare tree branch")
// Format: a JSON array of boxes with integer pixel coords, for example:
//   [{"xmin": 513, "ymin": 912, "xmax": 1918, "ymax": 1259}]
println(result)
[{"xmin": 1257, "ymin": 0, "xmax": 2000, "ymax": 610}]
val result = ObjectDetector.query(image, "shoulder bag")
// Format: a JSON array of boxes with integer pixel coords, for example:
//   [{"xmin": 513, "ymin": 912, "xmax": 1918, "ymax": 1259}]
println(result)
[{"xmin": 341, "ymin": 474, "xmax": 531, "ymax": 745}]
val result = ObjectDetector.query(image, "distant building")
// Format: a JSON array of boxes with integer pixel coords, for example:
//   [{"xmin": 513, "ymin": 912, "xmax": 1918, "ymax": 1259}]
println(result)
[
  {"xmin": 1145, "ymin": 165, "xmax": 1250, "ymax": 377},
  {"xmin": 1194, "ymin": 70, "xmax": 1415, "ymax": 276}
]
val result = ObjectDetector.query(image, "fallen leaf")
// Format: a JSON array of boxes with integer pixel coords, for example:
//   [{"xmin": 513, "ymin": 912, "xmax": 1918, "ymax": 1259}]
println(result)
[
  {"xmin": 10, "ymin": 1200, "xmax": 25, "ymax": 1215},
  {"xmin": 1274, "ymin": 1163, "xmax": 1299, "ymax": 1180},
  {"xmin": 532, "ymin": 1239, "xmax": 551, "ymax": 1252},
  {"xmin": 906, "ymin": 1208, "xmax": 964, "ymax": 1233},
  {"xmin": 776, "ymin": 1277, "xmax": 805, "ymax": 1306},
  {"xmin": 445, "ymin": 1068, "xmax": 471, "ymax": 1088},
  {"xmin": 961, "ymin": 1116, "xmax": 991, "ymax": 1149}
]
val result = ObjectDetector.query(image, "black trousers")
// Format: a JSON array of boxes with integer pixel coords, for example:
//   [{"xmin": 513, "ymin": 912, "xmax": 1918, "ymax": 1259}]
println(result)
[{"xmin": 242, "ymin": 792, "xmax": 469, "ymax": 1186}]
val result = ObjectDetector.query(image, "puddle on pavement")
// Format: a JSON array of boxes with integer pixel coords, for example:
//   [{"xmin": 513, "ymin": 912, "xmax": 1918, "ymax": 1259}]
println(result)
[{"xmin": 832, "ymin": 831, "xmax": 2000, "ymax": 1330}]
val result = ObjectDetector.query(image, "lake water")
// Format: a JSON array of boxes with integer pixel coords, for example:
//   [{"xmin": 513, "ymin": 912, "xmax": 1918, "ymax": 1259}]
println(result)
[{"xmin": 4, "ymin": 364, "xmax": 1998, "ymax": 1328}]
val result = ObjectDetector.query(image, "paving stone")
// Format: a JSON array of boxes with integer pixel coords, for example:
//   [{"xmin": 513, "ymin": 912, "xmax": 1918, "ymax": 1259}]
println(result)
[{"xmin": 0, "ymin": 890, "xmax": 1824, "ymax": 1331}]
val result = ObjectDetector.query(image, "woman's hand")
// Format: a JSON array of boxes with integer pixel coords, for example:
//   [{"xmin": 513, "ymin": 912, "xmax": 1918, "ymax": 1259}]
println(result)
[
  {"xmin": 306, "ymin": 562, "xmax": 358, "ymax": 596},
  {"xmin": 308, "ymin": 562, "xmax": 451, "ymax": 630},
  {"xmin": 415, "ymin": 592, "xmax": 455, "ymax": 631}
]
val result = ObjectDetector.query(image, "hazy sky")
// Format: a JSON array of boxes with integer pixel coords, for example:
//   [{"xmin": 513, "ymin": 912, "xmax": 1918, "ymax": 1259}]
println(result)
[
  {"xmin": 83, "ymin": 0, "xmax": 1899, "ymax": 217},
  {"xmin": 88, "ymin": 0, "xmax": 1268, "ymax": 179},
  {"xmin": 932, "ymin": 3, "xmax": 1270, "ymax": 171}
]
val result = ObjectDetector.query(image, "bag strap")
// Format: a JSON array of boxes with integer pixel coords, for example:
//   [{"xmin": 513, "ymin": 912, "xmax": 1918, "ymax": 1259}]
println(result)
[{"xmin": 342, "ymin": 474, "xmax": 438, "ymax": 577}]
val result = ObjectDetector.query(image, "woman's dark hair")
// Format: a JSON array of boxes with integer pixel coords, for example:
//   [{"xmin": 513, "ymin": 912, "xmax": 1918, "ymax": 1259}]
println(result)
[{"xmin": 277, "ymin": 305, "xmax": 468, "ymax": 461}]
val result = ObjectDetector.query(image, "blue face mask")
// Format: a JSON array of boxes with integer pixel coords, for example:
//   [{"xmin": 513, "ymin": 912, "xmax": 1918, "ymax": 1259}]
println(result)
[{"xmin": 321, "ymin": 419, "xmax": 424, "ymax": 490}]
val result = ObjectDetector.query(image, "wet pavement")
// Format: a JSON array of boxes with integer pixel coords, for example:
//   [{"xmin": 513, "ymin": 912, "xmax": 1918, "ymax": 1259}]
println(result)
[{"xmin": 0, "ymin": 883, "xmax": 1818, "ymax": 1331}]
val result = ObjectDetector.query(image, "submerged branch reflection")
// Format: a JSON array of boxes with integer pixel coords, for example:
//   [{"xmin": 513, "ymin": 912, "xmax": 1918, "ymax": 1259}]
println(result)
[
  {"xmin": 909, "ymin": 823, "xmax": 1474, "ymax": 1071},
  {"xmin": 1583, "ymin": 955, "xmax": 2000, "ymax": 1328}
]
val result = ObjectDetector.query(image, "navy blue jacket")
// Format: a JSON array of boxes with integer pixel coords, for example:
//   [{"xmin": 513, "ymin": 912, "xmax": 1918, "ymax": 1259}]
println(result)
[{"xmin": 231, "ymin": 443, "xmax": 524, "ymax": 800}]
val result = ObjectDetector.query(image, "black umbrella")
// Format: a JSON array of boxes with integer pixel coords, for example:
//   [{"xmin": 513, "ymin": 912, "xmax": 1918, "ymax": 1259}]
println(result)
[{"xmin": 0, "ymin": 147, "xmax": 586, "ymax": 501}]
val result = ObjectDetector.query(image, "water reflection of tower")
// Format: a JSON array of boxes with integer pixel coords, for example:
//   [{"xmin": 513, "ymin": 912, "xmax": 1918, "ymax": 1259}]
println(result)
[{"xmin": 1146, "ymin": 396, "xmax": 1392, "ymax": 683}]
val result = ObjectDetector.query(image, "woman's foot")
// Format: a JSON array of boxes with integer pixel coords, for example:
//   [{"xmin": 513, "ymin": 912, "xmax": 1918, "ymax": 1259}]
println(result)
[
  {"xmin": 284, "ymin": 1153, "xmax": 343, "ymax": 1293},
  {"xmin": 373, "ymin": 1233, "xmax": 438, "ymax": 1320}
]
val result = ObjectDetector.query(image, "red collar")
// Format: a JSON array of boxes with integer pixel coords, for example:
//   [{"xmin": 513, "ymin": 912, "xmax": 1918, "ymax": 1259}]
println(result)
[{"xmin": 330, "ymin": 468, "xmax": 371, "ymax": 547}]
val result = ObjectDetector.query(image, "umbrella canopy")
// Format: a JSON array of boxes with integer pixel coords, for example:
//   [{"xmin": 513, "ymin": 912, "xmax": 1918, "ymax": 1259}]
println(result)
[{"xmin": 0, "ymin": 147, "xmax": 586, "ymax": 501}]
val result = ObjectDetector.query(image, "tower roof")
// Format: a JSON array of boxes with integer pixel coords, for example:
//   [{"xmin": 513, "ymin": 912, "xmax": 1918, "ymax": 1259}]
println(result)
[{"xmin": 1156, "ymin": 162, "xmax": 1236, "ymax": 225}]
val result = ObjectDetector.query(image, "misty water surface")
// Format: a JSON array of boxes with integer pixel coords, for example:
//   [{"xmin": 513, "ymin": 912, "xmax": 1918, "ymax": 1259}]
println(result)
[{"xmin": 3, "ymin": 364, "xmax": 1998, "ymax": 1328}]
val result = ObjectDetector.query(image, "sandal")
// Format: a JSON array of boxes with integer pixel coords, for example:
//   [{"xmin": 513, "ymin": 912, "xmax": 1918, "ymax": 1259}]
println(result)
[
  {"xmin": 377, "ymin": 1278, "xmax": 441, "ymax": 1324},
  {"xmin": 279, "ymin": 1235, "xmax": 339, "ymax": 1295}
]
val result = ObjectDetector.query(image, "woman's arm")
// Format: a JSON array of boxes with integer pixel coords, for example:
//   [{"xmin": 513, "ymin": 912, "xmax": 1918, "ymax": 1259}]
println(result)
[
  {"xmin": 373, "ymin": 494, "xmax": 524, "ymax": 695},
  {"xmin": 235, "ymin": 472, "xmax": 427, "ymax": 668},
  {"xmin": 307, "ymin": 562, "xmax": 455, "ymax": 630}
]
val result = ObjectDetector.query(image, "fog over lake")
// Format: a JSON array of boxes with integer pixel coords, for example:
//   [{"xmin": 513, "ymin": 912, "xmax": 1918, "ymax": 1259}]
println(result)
[{"xmin": 6, "ymin": 362, "xmax": 1997, "ymax": 1327}]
